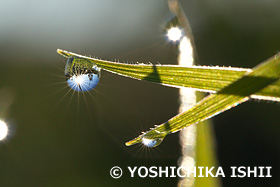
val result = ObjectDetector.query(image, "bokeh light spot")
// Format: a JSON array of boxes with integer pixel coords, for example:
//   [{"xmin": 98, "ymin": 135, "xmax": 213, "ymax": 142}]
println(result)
[
  {"xmin": 0, "ymin": 120, "xmax": 8, "ymax": 141},
  {"xmin": 167, "ymin": 27, "xmax": 182, "ymax": 41}
]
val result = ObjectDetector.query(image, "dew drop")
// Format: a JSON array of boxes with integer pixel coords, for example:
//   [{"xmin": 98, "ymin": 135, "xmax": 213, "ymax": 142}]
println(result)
[
  {"xmin": 141, "ymin": 130, "xmax": 167, "ymax": 147},
  {"xmin": 142, "ymin": 137, "xmax": 163, "ymax": 147},
  {"xmin": 65, "ymin": 57, "xmax": 101, "ymax": 92}
]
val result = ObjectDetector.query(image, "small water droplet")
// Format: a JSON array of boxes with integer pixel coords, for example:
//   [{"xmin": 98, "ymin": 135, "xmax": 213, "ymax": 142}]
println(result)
[
  {"xmin": 142, "ymin": 137, "xmax": 163, "ymax": 147},
  {"xmin": 65, "ymin": 57, "xmax": 101, "ymax": 92},
  {"xmin": 141, "ymin": 130, "xmax": 167, "ymax": 147}
]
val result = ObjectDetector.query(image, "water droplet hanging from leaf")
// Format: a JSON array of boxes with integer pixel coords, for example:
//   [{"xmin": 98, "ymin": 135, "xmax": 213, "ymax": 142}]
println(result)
[{"xmin": 65, "ymin": 57, "xmax": 101, "ymax": 92}]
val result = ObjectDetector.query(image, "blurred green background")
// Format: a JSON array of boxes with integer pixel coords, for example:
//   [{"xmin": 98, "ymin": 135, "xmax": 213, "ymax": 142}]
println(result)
[{"xmin": 0, "ymin": 0, "xmax": 279, "ymax": 186}]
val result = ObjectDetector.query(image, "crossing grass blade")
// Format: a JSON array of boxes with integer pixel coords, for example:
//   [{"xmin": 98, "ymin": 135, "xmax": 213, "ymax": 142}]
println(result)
[
  {"xmin": 57, "ymin": 49, "xmax": 280, "ymax": 102},
  {"xmin": 125, "ymin": 54, "xmax": 280, "ymax": 146}
]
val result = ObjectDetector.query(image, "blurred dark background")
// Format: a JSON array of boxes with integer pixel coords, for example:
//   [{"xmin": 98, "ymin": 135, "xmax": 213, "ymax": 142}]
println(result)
[{"xmin": 0, "ymin": 0, "xmax": 279, "ymax": 186}]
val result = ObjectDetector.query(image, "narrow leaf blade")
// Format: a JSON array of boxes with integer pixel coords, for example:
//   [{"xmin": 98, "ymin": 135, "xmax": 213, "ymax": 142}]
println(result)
[{"xmin": 57, "ymin": 49, "xmax": 280, "ymax": 101}]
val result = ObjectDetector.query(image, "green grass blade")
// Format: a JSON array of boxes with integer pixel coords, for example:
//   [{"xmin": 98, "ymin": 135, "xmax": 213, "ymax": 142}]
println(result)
[
  {"xmin": 56, "ymin": 49, "xmax": 280, "ymax": 146},
  {"xmin": 195, "ymin": 120, "xmax": 220, "ymax": 187},
  {"xmin": 125, "ymin": 54, "xmax": 280, "ymax": 146},
  {"xmin": 57, "ymin": 49, "xmax": 280, "ymax": 102}
]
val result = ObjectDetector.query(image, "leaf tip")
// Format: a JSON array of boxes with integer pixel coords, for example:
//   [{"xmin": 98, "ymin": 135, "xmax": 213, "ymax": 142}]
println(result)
[
  {"xmin": 57, "ymin": 49, "xmax": 71, "ymax": 58},
  {"xmin": 125, "ymin": 137, "xmax": 142, "ymax": 146}
]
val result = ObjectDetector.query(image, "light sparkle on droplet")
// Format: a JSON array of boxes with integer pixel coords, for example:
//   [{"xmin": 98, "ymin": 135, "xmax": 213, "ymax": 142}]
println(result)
[
  {"xmin": 75, "ymin": 75, "xmax": 84, "ymax": 85},
  {"xmin": 0, "ymin": 120, "xmax": 8, "ymax": 141}
]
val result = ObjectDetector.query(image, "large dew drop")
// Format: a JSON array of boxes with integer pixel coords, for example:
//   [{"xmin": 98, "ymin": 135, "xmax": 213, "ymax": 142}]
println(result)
[{"xmin": 65, "ymin": 57, "xmax": 101, "ymax": 92}]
